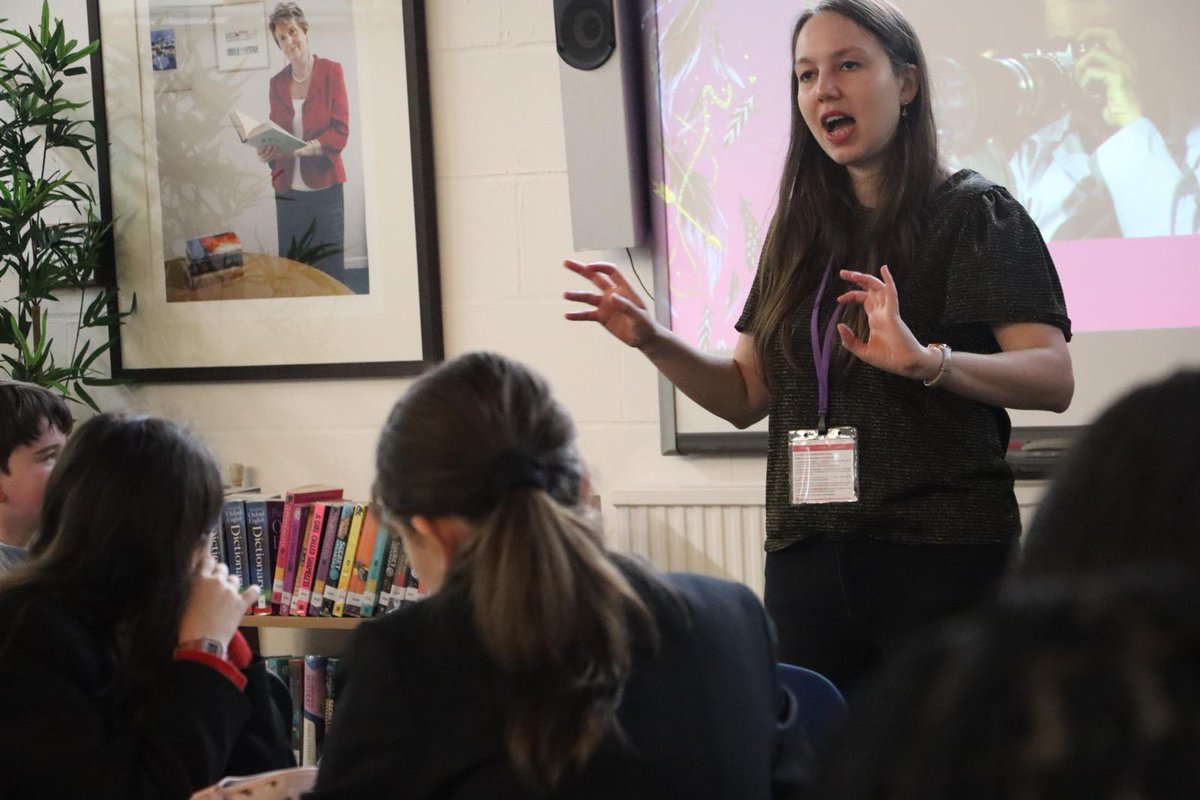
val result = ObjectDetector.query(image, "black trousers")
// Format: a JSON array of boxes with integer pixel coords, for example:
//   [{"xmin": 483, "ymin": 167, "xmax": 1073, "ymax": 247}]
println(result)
[
  {"xmin": 764, "ymin": 536, "xmax": 1013, "ymax": 694},
  {"xmin": 275, "ymin": 183, "xmax": 346, "ymax": 287}
]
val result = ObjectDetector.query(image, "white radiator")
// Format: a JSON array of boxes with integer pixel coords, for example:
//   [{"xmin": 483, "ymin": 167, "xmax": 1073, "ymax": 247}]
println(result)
[
  {"xmin": 603, "ymin": 489, "xmax": 767, "ymax": 596},
  {"xmin": 602, "ymin": 484, "xmax": 1050, "ymax": 598}
]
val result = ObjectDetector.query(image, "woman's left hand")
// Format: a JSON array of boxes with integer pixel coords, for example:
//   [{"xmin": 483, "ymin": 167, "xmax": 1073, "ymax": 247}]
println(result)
[
  {"xmin": 836, "ymin": 265, "xmax": 939, "ymax": 381},
  {"xmin": 293, "ymin": 139, "xmax": 322, "ymax": 158}
]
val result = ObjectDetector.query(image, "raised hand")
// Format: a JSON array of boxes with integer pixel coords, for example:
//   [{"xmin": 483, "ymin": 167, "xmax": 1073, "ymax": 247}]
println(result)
[
  {"xmin": 563, "ymin": 259, "xmax": 660, "ymax": 349},
  {"xmin": 178, "ymin": 555, "xmax": 260, "ymax": 648},
  {"xmin": 835, "ymin": 265, "xmax": 938, "ymax": 381}
]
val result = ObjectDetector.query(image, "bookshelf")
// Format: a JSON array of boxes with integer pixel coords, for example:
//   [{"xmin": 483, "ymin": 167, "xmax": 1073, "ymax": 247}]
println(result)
[
  {"xmin": 240, "ymin": 615, "xmax": 363, "ymax": 630},
  {"xmin": 239, "ymin": 616, "xmax": 361, "ymax": 658},
  {"xmin": 217, "ymin": 490, "xmax": 418, "ymax": 655}
]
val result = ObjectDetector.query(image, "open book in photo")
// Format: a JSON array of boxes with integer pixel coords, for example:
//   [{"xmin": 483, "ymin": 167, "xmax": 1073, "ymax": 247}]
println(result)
[{"xmin": 229, "ymin": 109, "xmax": 305, "ymax": 153}]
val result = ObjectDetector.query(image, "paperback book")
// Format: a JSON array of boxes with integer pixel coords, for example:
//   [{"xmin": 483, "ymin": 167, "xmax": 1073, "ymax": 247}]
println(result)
[{"xmin": 230, "ymin": 109, "xmax": 306, "ymax": 152}]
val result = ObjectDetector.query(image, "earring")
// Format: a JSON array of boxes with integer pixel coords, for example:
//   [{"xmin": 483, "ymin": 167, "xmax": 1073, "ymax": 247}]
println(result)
[{"xmin": 900, "ymin": 103, "xmax": 909, "ymax": 119}]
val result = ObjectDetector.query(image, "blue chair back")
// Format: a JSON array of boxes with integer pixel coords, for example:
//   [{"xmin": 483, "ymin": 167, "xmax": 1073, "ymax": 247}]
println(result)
[{"xmin": 775, "ymin": 662, "xmax": 847, "ymax": 756}]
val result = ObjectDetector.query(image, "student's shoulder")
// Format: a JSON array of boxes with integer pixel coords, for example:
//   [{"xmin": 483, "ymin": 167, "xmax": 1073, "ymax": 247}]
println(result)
[
  {"xmin": 0, "ymin": 588, "xmax": 77, "ymax": 633},
  {"xmin": 662, "ymin": 572, "xmax": 764, "ymax": 621},
  {"xmin": 345, "ymin": 587, "xmax": 469, "ymax": 663},
  {"xmin": 664, "ymin": 569, "xmax": 755, "ymax": 596},
  {"xmin": 0, "ymin": 589, "xmax": 107, "ymax": 678}
]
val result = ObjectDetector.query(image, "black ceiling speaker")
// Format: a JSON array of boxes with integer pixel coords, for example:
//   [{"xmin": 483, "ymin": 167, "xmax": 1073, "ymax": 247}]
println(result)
[{"xmin": 555, "ymin": 0, "xmax": 617, "ymax": 71}]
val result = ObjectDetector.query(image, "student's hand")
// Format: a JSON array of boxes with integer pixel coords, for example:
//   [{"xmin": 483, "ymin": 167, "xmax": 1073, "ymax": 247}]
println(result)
[
  {"xmin": 1074, "ymin": 28, "xmax": 1142, "ymax": 129},
  {"xmin": 563, "ymin": 259, "xmax": 660, "ymax": 349},
  {"xmin": 178, "ymin": 556, "xmax": 259, "ymax": 648},
  {"xmin": 835, "ymin": 266, "xmax": 940, "ymax": 381},
  {"xmin": 257, "ymin": 144, "xmax": 281, "ymax": 163}
]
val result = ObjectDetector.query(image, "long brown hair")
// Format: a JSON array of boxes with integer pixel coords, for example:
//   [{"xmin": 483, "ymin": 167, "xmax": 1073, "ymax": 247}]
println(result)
[
  {"xmin": 750, "ymin": 0, "xmax": 942, "ymax": 383},
  {"xmin": 375, "ymin": 352, "xmax": 669, "ymax": 792},
  {"xmin": 0, "ymin": 414, "xmax": 223, "ymax": 716}
]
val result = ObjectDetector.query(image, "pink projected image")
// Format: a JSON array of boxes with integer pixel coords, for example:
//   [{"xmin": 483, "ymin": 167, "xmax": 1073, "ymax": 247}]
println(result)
[{"xmin": 648, "ymin": 0, "xmax": 1200, "ymax": 346}]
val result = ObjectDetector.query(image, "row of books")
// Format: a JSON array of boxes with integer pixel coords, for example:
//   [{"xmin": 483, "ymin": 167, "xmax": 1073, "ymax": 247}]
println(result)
[
  {"xmin": 264, "ymin": 654, "xmax": 340, "ymax": 766},
  {"xmin": 208, "ymin": 483, "xmax": 423, "ymax": 618}
]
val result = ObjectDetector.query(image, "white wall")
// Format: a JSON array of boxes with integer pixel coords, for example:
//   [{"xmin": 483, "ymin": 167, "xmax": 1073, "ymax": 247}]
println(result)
[
  {"xmin": 6, "ymin": 0, "xmax": 1050, "ymax": 537},
  {"xmin": 67, "ymin": 0, "xmax": 767, "ymax": 508}
]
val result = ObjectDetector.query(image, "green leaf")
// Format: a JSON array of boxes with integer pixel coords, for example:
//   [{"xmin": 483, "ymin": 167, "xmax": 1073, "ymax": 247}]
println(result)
[
  {"xmin": 0, "ymin": 308, "xmax": 15, "ymax": 345},
  {"xmin": 0, "ymin": 4, "xmax": 134, "ymax": 399},
  {"xmin": 74, "ymin": 383, "xmax": 98, "ymax": 412}
]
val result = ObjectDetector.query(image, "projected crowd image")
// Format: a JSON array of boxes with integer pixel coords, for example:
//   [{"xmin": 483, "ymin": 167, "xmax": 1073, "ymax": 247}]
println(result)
[{"xmin": 648, "ymin": 0, "xmax": 1199, "ymax": 340}]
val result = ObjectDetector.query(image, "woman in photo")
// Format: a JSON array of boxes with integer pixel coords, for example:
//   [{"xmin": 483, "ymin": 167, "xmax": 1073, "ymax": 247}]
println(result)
[{"xmin": 258, "ymin": 2, "xmax": 351, "ymax": 287}]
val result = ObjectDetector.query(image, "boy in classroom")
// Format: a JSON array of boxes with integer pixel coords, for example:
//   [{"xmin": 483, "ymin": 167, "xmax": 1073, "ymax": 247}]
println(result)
[{"xmin": 0, "ymin": 380, "xmax": 73, "ymax": 574}]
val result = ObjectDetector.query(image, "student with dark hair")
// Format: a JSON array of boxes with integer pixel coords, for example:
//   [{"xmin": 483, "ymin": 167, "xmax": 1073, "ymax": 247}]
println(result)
[
  {"xmin": 0, "ymin": 413, "xmax": 293, "ymax": 798},
  {"xmin": 815, "ymin": 569, "xmax": 1200, "ymax": 800},
  {"xmin": 0, "ymin": 380, "xmax": 73, "ymax": 573},
  {"xmin": 565, "ymin": 0, "xmax": 1074, "ymax": 691},
  {"xmin": 307, "ymin": 352, "xmax": 810, "ymax": 799},
  {"xmin": 1014, "ymin": 369, "xmax": 1200, "ymax": 580}
]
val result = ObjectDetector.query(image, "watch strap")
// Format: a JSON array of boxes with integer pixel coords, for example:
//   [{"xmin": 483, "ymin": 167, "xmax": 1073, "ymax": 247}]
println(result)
[{"xmin": 175, "ymin": 637, "xmax": 227, "ymax": 660}]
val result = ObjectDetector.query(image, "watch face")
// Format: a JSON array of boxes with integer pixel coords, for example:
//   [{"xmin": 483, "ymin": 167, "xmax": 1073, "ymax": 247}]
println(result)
[{"xmin": 178, "ymin": 638, "xmax": 225, "ymax": 658}]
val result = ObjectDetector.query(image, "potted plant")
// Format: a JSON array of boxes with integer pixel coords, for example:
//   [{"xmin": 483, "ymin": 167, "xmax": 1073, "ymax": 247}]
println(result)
[{"xmin": 0, "ymin": 1, "xmax": 132, "ymax": 410}]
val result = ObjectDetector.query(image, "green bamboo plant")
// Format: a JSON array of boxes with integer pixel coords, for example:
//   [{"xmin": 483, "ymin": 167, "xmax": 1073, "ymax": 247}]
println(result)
[{"xmin": 0, "ymin": 2, "xmax": 133, "ymax": 410}]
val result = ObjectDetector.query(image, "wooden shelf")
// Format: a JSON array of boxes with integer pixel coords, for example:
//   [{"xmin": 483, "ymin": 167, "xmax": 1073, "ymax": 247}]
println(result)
[{"xmin": 240, "ymin": 615, "xmax": 363, "ymax": 629}]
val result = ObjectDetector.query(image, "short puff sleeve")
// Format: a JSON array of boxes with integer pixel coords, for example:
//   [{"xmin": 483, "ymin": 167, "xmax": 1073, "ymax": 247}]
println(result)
[{"xmin": 941, "ymin": 184, "xmax": 1072, "ymax": 340}]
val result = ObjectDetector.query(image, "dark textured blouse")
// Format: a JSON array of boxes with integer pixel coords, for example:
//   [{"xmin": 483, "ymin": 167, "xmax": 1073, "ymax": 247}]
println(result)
[{"xmin": 736, "ymin": 169, "xmax": 1071, "ymax": 549}]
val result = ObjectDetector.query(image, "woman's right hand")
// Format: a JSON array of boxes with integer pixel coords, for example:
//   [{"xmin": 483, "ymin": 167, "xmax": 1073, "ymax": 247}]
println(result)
[
  {"xmin": 563, "ymin": 259, "xmax": 660, "ymax": 349},
  {"xmin": 256, "ymin": 144, "xmax": 281, "ymax": 163},
  {"xmin": 178, "ymin": 556, "xmax": 259, "ymax": 647}
]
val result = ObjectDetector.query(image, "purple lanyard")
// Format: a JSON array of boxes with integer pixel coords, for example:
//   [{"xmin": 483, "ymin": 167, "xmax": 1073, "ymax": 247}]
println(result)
[{"xmin": 810, "ymin": 264, "xmax": 843, "ymax": 435}]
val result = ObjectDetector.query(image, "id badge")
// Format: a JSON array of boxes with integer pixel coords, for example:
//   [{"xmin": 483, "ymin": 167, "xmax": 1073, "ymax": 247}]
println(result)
[{"xmin": 789, "ymin": 428, "xmax": 859, "ymax": 504}]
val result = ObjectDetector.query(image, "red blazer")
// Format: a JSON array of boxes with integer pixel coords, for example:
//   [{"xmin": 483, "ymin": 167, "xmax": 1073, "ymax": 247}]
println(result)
[{"xmin": 268, "ymin": 56, "xmax": 349, "ymax": 193}]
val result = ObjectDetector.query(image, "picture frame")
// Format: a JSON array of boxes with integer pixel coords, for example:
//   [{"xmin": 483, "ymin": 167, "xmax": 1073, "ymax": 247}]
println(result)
[
  {"xmin": 212, "ymin": 2, "xmax": 270, "ymax": 72},
  {"xmin": 95, "ymin": 0, "xmax": 442, "ymax": 381}
]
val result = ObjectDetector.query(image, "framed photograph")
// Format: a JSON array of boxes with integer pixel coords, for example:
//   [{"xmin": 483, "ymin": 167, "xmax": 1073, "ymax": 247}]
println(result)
[{"xmin": 96, "ymin": 0, "xmax": 442, "ymax": 381}]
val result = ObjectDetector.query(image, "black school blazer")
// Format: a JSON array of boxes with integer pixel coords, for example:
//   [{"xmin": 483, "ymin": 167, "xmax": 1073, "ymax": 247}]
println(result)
[
  {"xmin": 0, "ymin": 590, "xmax": 294, "ymax": 799},
  {"xmin": 308, "ymin": 569, "xmax": 811, "ymax": 799}
]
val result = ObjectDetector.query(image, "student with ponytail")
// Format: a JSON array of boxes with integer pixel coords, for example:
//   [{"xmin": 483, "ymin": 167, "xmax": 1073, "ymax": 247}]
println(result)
[{"xmin": 308, "ymin": 352, "xmax": 810, "ymax": 799}]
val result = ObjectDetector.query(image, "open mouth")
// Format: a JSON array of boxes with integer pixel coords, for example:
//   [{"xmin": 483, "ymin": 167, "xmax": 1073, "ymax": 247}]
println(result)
[{"xmin": 822, "ymin": 114, "xmax": 855, "ymax": 133}]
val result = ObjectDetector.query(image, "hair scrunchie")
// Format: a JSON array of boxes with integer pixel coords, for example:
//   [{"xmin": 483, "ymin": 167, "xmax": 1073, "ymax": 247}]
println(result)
[{"xmin": 489, "ymin": 449, "xmax": 549, "ymax": 494}]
